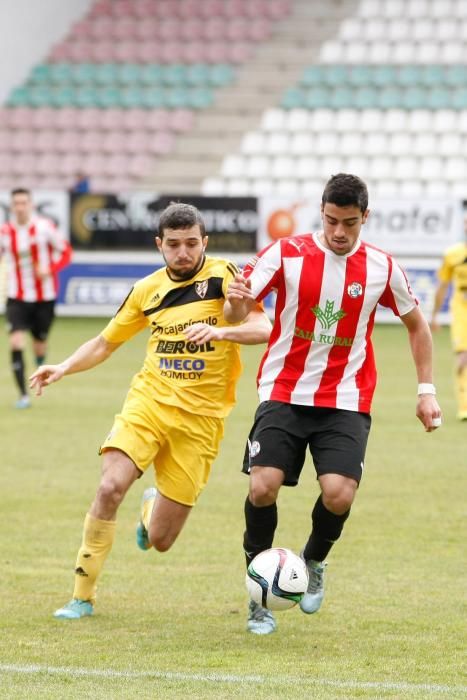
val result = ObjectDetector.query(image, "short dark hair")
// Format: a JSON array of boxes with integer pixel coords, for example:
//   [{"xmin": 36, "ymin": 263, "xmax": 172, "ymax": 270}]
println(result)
[
  {"xmin": 322, "ymin": 173, "xmax": 368, "ymax": 213},
  {"xmin": 158, "ymin": 202, "xmax": 206, "ymax": 238},
  {"xmin": 11, "ymin": 187, "xmax": 31, "ymax": 198}
]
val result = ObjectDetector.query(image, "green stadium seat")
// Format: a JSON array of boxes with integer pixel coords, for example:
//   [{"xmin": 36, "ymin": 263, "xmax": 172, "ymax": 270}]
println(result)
[
  {"xmin": 300, "ymin": 65, "xmax": 325, "ymax": 87},
  {"xmin": 162, "ymin": 64, "xmax": 187, "ymax": 86},
  {"xmin": 329, "ymin": 86, "xmax": 353, "ymax": 109},
  {"xmin": 377, "ymin": 86, "xmax": 402, "ymax": 109},
  {"xmin": 70, "ymin": 63, "xmax": 98, "ymax": 84},
  {"xmin": 94, "ymin": 63, "xmax": 119, "ymax": 85},
  {"xmin": 96, "ymin": 86, "xmax": 121, "ymax": 108},
  {"xmin": 140, "ymin": 64, "xmax": 163, "ymax": 86},
  {"xmin": 186, "ymin": 63, "xmax": 210, "ymax": 86},
  {"xmin": 281, "ymin": 87, "xmax": 306, "ymax": 109},
  {"xmin": 6, "ymin": 86, "xmax": 30, "ymax": 107},
  {"xmin": 353, "ymin": 87, "xmax": 378, "ymax": 109},
  {"xmin": 445, "ymin": 65, "xmax": 467, "ymax": 88},
  {"xmin": 116, "ymin": 63, "xmax": 142, "ymax": 85},
  {"xmin": 209, "ymin": 64, "xmax": 234, "ymax": 87},
  {"xmin": 28, "ymin": 86, "xmax": 54, "ymax": 107},
  {"xmin": 348, "ymin": 65, "xmax": 373, "ymax": 87},
  {"xmin": 323, "ymin": 65, "xmax": 348, "ymax": 87},
  {"xmin": 141, "ymin": 87, "xmax": 167, "ymax": 109},
  {"xmin": 75, "ymin": 86, "xmax": 100, "ymax": 107},
  {"xmin": 29, "ymin": 64, "xmax": 52, "ymax": 84},
  {"xmin": 452, "ymin": 87, "xmax": 467, "ymax": 109},
  {"xmin": 427, "ymin": 87, "xmax": 453, "ymax": 109},
  {"xmin": 189, "ymin": 87, "xmax": 214, "ymax": 109},
  {"xmin": 372, "ymin": 65, "xmax": 397, "ymax": 87},
  {"xmin": 401, "ymin": 87, "xmax": 426, "ymax": 110},
  {"xmin": 49, "ymin": 63, "xmax": 73, "ymax": 84},
  {"xmin": 396, "ymin": 65, "xmax": 422, "ymax": 87},
  {"xmin": 52, "ymin": 86, "xmax": 76, "ymax": 107},
  {"xmin": 420, "ymin": 64, "xmax": 445, "ymax": 87},
  {"xmin": 120, "ymin": 87, "xmax": 145, "ymax": 108},
  {"xmin": 304, "ymin": 87, "xmax": 330, "ymax": 109}
]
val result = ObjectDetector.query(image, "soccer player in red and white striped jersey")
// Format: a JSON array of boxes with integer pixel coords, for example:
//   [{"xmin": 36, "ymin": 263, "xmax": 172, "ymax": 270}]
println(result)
[
  {"xmin": 225, "ymin": 174, "xmax": 442, "ymax": 635},
  {"xmin": 0, "ymin": 188, "xmax": 72, "ymax": 408}
]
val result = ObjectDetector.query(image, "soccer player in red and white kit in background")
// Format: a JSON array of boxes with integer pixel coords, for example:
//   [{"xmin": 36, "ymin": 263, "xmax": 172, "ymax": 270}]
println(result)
[
  {"xmin": 0, "ymin": 188, "xmax": 72, "ymax": 408},
  {"xmin": 224, "ymin": 173, "xmax": 442, "ymax": 635}
]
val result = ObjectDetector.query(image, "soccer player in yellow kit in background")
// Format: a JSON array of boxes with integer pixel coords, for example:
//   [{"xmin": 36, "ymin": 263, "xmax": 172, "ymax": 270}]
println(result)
[
  {"xmin": 30, "ymin": 202, "xmax": 271, "ymax": 619},
  {"xmin": 431, "ymin": 212, "xmax": 467, "ymax": 420}
]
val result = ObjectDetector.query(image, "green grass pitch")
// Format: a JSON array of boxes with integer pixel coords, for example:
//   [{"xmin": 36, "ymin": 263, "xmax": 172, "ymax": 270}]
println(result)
[{"xmin": 0, "ymin": 317, "xmax": 466, "ymax": 699}]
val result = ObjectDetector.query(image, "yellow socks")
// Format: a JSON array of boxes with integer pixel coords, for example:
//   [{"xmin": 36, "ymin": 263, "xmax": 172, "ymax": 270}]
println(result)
[
  {"xmin": 141, "ymin": 493, "xmax": 156, "ymax": 531},
  {"xmin": 73, "ymin": 513, "xmax": 116, "ymax": 605},
  {"xmin": 456, "ymin": 366, "xmax": 467, "ymax": 419}
]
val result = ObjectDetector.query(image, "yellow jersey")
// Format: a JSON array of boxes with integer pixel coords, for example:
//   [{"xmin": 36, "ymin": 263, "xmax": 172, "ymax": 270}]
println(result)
[
  {"xmin": 101, "ymin": 256, "xmax": 242, "ymax": 418},
  {"xmin": 438, "ymin": 242, "xmax": 467, "ymax": 313}
]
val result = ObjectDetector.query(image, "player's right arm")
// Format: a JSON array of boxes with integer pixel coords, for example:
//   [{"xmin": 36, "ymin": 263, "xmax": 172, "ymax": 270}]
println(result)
[{"xmin": 30, "ymin": 334, "xmax": 122, "ymax": 396}]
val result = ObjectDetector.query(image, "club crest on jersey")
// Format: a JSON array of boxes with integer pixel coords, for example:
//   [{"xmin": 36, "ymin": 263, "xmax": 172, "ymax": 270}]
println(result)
[
  {"xmin": 249, "ymin": 440, "xmax": 261, "ymax": 458},
  {"xmin": 347, "ymin": 282, "xmax": 363, "ymax": 298},
  {"xmin": 195, "ymin": 280, "xmax": 208, "ymax": 299}
]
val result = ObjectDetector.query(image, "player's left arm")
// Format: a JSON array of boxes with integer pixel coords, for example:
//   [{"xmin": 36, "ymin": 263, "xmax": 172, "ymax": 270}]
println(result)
[
  {"xmin": 400, "ymin": 305, "xmax": 442, "ymax": 432},
  {"xmin": 185, "ymin": 306, "xmax": 271, "ymax": 346}
]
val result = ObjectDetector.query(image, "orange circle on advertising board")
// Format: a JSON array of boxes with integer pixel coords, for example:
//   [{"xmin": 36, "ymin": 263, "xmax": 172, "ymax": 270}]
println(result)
[{"xmin": 267, "ymin": 208, "xmax": 295, "ymax": 240}]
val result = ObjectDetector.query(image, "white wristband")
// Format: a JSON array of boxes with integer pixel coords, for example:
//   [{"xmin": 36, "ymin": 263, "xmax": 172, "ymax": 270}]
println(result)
[{"xmin": 418, "ymin": 383, "xmax": 436, "ymax": 395}]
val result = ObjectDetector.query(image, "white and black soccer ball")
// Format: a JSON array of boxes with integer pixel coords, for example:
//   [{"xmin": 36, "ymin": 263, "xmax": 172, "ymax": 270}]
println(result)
[{"xmin": 245, "ymin": 547, "xmax": 309, "ymax": 611}]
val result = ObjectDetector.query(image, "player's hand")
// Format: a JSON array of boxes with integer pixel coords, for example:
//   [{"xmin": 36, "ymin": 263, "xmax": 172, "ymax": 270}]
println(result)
[
  {"xmin": 416, "ymin": 395, "xmax": 442, "ymax": 432},
  {"xmin": 184, "ymin": 323, "xmax": 225, "ymax": 344},
  {"xmin": 226, "ymin": 273, "xmax": 254, "ymax": 302},
  {"xmin": 29, "ymin": 364, "xmax": 66, "ymax": 396}
]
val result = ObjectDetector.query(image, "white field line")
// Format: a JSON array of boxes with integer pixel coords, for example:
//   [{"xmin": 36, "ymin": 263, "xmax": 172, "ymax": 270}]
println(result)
[{"xmin": 0, "ymin": 664, "xmax": 466, "ymax": 696}]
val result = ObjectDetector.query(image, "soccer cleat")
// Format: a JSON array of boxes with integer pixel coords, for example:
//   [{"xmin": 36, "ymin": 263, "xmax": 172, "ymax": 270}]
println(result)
[
  {"xmin": 53, "ymin": 599, "xmax": 93, "ymax": 620},
  {"xmin": 457, "ymin": 411, "xmax": 467, "ymax": 421},
  {"xmin": 136, "ymin": 487, "xmax": 157, "ymax": 551},
  {"xmin": 15, "ymin": 395, "xmax": 31, "ymax": 409},
  {"xmin": 299, "ymin": 556, "xmax": 327, "ymax": 614},
  {"xmin": 247, "ymin": 600, "xmax": 277, "ymax": 635}
]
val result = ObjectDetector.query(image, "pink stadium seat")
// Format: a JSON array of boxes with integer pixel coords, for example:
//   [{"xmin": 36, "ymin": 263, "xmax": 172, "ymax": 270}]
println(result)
[
  {"xmin": 204, "ymin": 43, "xmax": 228, "ymax": 63},
  {"xmin": 178, "ymin": 0, "xmax": 201, "ymax": 18},
  {"xmin": 35, "ymin": 130, "xmax": 57, "ymax": 152},
  {"xmin": 202, "ymin": 17, "xmax": 225, "ymax": 40},
  {"xmin": 133, "ymin": 0, "xmax": 161, "ymax": 18},
  {"xmin": 128, "ymin": 154, "xmax": 153, "ymax": 177},
  {"xmin": 160, "ymin": 42, "xmax": 185, "ymax": 63},
  {"xmin": 104, "ymin": 153, "xmax": 130, "ymax": 175},
  {"xmin": 134, "ymin": 19, "xmax": 159, "ymax": 41},
  {"xmin": 121, "ymin": 108, "xmax": 147, "ymax": 130},
  {"xmin": 180, "ymin": 18, "xmax": 205, "ymax": 41},
  {"xmin": 198, "ymin": 0, "xmax": 224, "ymax": 18},
  {"xmin": 171, "ymin": 109, "xmax": 195, "ymax": 132},
  {"xmin": 11, "ymin": 153, "xmax": 37, "ymax": 175},
  {"xmin": 56, "ymin": 130, "xmax": 82, "ymax": 152},
  {"xmin": 112, "ymin": 0, "xmax": 134, "ymax": 18},
  {"xmin": 35, "ymin": 153, "xmax": 61, "ymax": 175},
  {"xmin": 113, "ymin": 18, "xmax": 139, "ymax": 40},
  {"xmin": 88, "ymin": 0, "xmax": 113, "ymax": 18},
  {"xmin": 101, "ymin": 130, "xmax": 128, "ymax": 153},
  {"xmin": 135, "ymin": 42, "xmax": 163, "ymax": 63},
  {"xmin": 81, "ymin": 153, "xmax": 108, "ymax": 176},
  {"xmin": 99, "ymin": 108, "xmax": 124, "ymax": 131},
  {"xmin": 31, "ymin": 108, "xmax": 57, "ymax": 130},
  {"xmin": 76, "ymin": 108, "xmax": 103, "ymax": 130},
  {"xmin": 70, "ymin": 18, "xmax": 94, "ymax": 40},
  {"xmin": 0, "ymin": 130, "xmax": 10, "ymax": 150},
  {"xmin": 90, "ymin": 41, "xmax": 115, "ymax": 63},
  {"xmin": 89, "ymin": 16, "xmax": 114, "ymax": 40},
  {"xmin": 6, "ymin": 107, "xmax": 34, "ymax": 129},
  {"xmin": 48, "ymin": 42, "xmax": 72, "ymax": 62},
  {"xmin": 53, "ymin": 107, "xmax": 80, "ymax": 130},
  {"xmin": 158, "ymin": 19, "xmax": 180, "ymax": 40},
  {"xmin": 148, "ymin": 131, "xmax": 174, "ymax": 154},
  {"xmin": 0, "ymin": 153, "xmax": 13, "ymax": 172},
  {"xmin": 145, "ymin": 109, "xmax": 171, "ymax": 130},
  {"xmin": 113, "ymin": 42, "xmax": 139, "ymax": 63},
  {"xmin": 57, "ymin": 153, "xmax": 85, "ymax": 176},
  {"xmin": 224, "ymin": 0, "xmax": 249, "ymax": 18},
  {"xmin": 68, "ymin": 41, "xmax": 95, "ymax": 63},
  {"xmin": 227, "ymin": 42, "xmax": 252, "ymax": 63},
  {"xmin": 10, "ymin": 130, "xmax": 34, "ymax": 152},
  {"xmin": 183, "ymin": 42, "xmax": 207, "ymax": 63},
  {"xmin": 126, "ymin": 130, "xmax": 147, "ymax": 153},
  {"xmin": 248, "ymin": 19, "xmax": 271, "ymax": 41}
]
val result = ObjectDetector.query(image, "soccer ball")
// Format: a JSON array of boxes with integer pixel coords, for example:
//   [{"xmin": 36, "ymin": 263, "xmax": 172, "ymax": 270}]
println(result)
[{"xmin": 245, "ymin": 547, "xmax": 309, "ymax": 611}]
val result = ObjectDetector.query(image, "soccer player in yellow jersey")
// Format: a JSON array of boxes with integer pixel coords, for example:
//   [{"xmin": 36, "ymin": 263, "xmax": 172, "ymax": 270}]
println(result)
[
  {"xmin": 431, "ymin": 213, "xmax": 467, "ymax": 420},
  {"xmin": 30, "ymin": 202, "xmax": 271, "ymax": 620}
]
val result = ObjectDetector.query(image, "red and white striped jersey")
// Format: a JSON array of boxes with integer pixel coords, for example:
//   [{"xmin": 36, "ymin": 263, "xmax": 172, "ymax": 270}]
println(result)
[
  {"xmin": 0, "ymin": 216, "xmax": 72, "ymax": 302},
  {"xmin": 243, "ymin": 232, "xmax": 418, "ymax": 413}
]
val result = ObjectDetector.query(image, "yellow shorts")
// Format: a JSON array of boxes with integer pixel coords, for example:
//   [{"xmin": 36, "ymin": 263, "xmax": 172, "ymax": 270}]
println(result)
[
  {"xmin": 100, "ymin": 384, "xmax": 224, "ymax": 506},
  {"xmin": 451, "ymin": 306, "xmax": 467, "ymax": 353}
]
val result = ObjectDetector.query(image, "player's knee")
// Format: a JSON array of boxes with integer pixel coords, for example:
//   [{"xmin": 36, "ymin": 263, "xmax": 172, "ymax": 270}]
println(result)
[
  {"xmin": 96, "ymin": 477, "xmax": 126, "ymax": 509},
  {"xmin": 249, "ymin": 480, "xmax": 278, "ymax": 507},
  {"xmin": 148, "ymin": 529, "xmax": 173, "ymax": 552},
  {"xmin": 322, "ymin": 489, "xmax": 355, "ymax": 514}
]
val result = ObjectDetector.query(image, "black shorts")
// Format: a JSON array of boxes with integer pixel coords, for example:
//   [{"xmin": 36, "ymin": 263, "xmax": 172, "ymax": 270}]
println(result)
[
  {"xmin": 242, "ymin": 400, "xmax": 372, "ymax": 485},
  {"xmin": 6, "ymin": 298, "xmax": 55, "ymax": 341}
]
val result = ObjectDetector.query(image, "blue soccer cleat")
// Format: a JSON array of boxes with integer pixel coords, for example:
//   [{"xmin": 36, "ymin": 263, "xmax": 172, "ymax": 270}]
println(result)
[
  {"xmin": 247, "ymin": 600, "xmax": 277, "ymax": 635},
  {"xmin": 136, "ymin": 487, "xmax": 157, "ymax": 551},
  {"xmin": 53, "ymin": 599, "xmax": 93, "ymax": 620},
  {"xmin": 15, "ymin": 395, "xmax": 31, "ymax": 409},
  {"xmin": 299, "ymin": 556, "xmax": 327, "ymax": 614}
]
